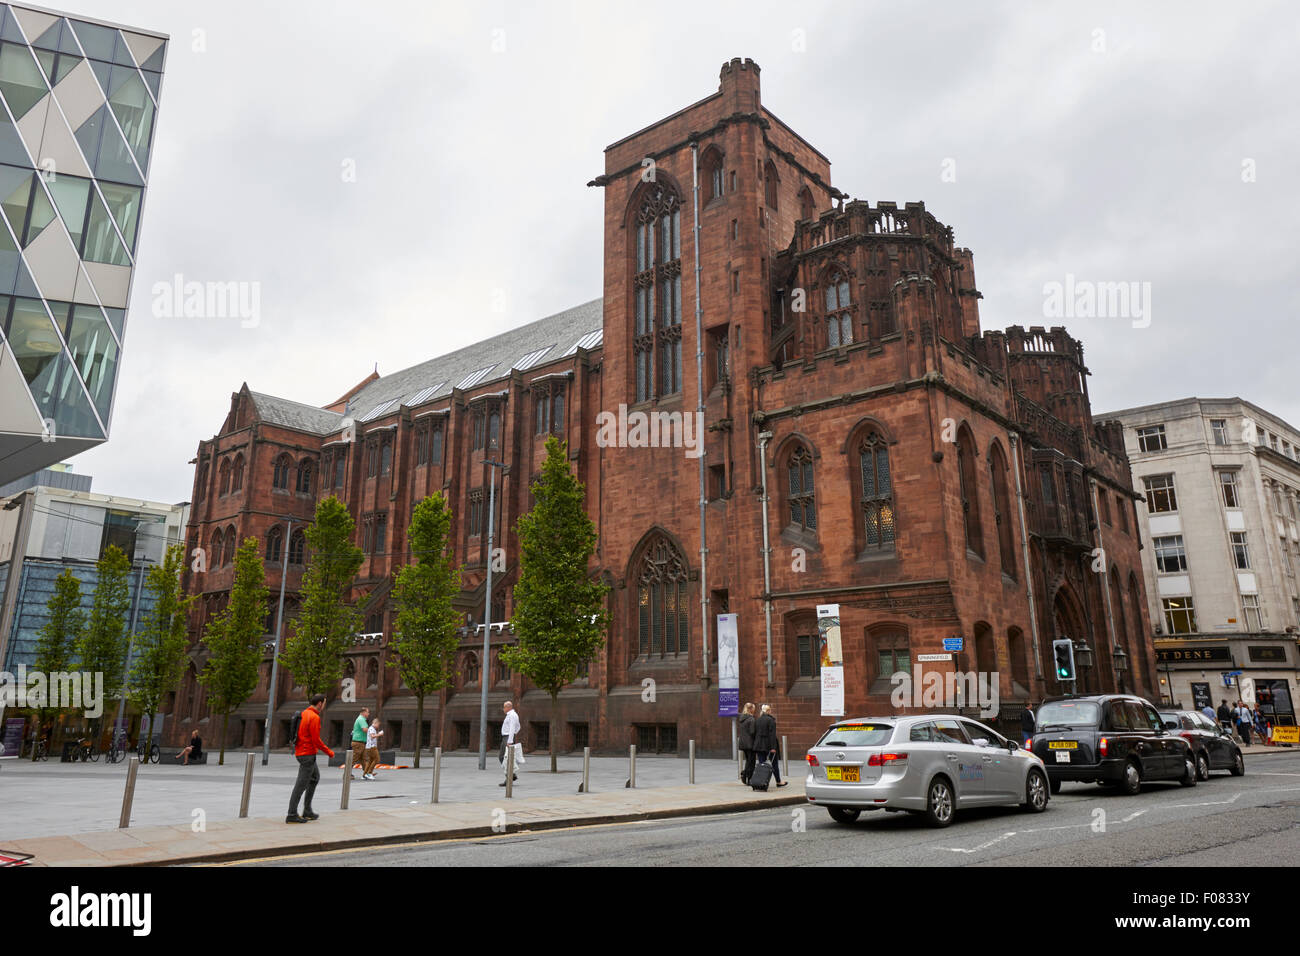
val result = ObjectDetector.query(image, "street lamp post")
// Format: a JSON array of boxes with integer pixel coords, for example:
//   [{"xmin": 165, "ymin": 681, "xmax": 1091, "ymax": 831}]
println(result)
[
  {"xmin": 1074, "ymin": 639, "xmax": 1094, "ymax": 695},
  {"xmin": 261, "ymin": 518, "xmax": 292, "ymax": 766},
  {"xmin": 477, "ymin": 459, "xmax": 508, "ymax": 771},
  {"xmin": 1113, "ymin": 643, "xmax": 1129, "ymax": 694}
]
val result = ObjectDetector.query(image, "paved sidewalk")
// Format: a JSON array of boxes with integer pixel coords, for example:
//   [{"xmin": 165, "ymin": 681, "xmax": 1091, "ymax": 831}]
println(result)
[{"xmin": 0, "ymin": 750, "xmax": 805, "ymax": 866}]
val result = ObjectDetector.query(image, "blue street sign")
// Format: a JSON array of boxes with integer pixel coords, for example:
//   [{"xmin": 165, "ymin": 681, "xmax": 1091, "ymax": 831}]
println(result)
[{"xmin": 943, "ymin": 637, "xmax": 964, "ymax": 652}]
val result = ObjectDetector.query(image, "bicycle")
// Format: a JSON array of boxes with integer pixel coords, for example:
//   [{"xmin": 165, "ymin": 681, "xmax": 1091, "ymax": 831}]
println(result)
[
  {"xmin": 33, "ymin": 738, "xmax": 49, "ymax": 761},
  {"xmin": 136, "ymin": 740, "xmax": 160, "ymax": 764},
  {"xmin": 106, "ymin": 730, "xmax": 130, "ymax": 764},
  {"xmin": 77, "ymin": 738, "xmax": 100, "ymax": 762}
]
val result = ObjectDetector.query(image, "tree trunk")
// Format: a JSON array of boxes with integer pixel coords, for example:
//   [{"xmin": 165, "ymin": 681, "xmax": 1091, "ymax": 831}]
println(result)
[
  {"xmin": 414, "ymin": 694, "xmax": 424, "ymax": 769},
  {"xmin": 219, "ymin": 712, "xmax": 229, "ymax": 766},
  {"xmin": 550, "ymin": 690, "xmax": 558, "ymax": 773}
]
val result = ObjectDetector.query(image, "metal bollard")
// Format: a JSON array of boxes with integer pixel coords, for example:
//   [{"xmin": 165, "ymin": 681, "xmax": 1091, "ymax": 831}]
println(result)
[
  {"xmin": 119, "ymin": 756, "xmax": 139, "ymax": 828},
  {"xmin": 505, "ymin": 744, "xmax": 515, "ymax": 798},
  {"xmin": 341, "ymin": 749, "xmax": 353, "ymax": 810},
  {"xmin": 782, "ymin": 735, "xmax": 788, "ymax": 779},
  {"xmin": 239, "ymin": 753, "xmax": 255, "ymax": 818},
  {"xmin": 689, "ymin": 739, "xmax": 696, "ymax": 784},
  {"xmin": 431, "ymin": 747, "xmax": 442, "ymax": 804},
  {"xmin": 580, "ymin": 746, "xmax": 591, "ymax": 793},
  {"xmin": 629, "ymin": 744, "xmax": 637, "ymax": 788}
]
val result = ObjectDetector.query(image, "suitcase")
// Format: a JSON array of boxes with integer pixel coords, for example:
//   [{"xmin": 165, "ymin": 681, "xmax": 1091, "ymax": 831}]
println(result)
[{"xmin": 749, "ymin": 762, "xmax": 774, "ymax": 791}]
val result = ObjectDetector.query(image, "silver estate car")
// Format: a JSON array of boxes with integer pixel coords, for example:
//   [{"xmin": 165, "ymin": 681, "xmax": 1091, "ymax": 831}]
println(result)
[{"xmin": 805, "ymin": 715, "xmax": 1050, "ymax": 827}]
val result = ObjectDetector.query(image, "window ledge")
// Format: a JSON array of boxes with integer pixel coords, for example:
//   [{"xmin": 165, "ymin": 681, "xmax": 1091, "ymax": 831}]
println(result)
[
  {"xmin": 788, "ymin": 677, "xmax": 820, "ymax": 698},
  {"xmin": 855, "ymin": 548, "xmax": 898, "ymax": 565},
  {"xmin": 780, "ymin": 526, "xmax": 820, "ymax": 552}
]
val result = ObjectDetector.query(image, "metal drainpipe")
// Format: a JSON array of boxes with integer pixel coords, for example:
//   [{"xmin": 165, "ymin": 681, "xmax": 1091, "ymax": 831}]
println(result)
[
  {"xmin": 758, "ymin": 431, "xmax": 774, "ymax": 685},
  {"xmin": 1009, "ymin": 434, "xmax": 1044, "ymax": 681},
  {"xmin": 691, "ymin": 142, "xmax": 709, "ymax": 678},
  {"xmin": 1089, "ymin": 477, "xmax": 1120, "ymax": 691}
]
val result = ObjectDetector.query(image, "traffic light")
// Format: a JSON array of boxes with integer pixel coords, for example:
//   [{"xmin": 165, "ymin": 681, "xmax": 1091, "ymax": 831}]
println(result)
[{"xmin": 1053, "ymin": 639, "xmax": 1076, "ymax": 682}]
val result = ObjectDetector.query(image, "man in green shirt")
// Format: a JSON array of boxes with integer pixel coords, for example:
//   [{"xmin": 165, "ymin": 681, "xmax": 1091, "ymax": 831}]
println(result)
[{"xmin": 350, "ymin": 707, "xmax": 370, "ymax": 780}]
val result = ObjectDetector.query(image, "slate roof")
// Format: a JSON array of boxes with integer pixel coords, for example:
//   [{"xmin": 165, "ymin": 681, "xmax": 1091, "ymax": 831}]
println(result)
[
  {"xmin": 249, "ymin": 298, "xmax": 603, "ymax": 437},
  {"xmin": 249, "ymin": 392, "xmax": 346, "ymax": 435}
]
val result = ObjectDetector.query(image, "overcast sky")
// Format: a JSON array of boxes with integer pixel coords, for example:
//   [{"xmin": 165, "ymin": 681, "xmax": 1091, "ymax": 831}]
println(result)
[{"xmin": 60, "ymin": 0, "xmax": 1300, "ymax": 502}]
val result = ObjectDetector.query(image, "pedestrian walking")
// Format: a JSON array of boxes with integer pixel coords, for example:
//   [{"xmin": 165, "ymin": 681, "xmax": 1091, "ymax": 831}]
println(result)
[
  {"xmin": 350, "ymin": 707, "xmax": 370, "ymax": 779},
  {"xmin": 363, "ymin": 717, "xmax": 383, "ymax": 779},
  {"xmin": 1217, "ymin": 699, "xmax": 1234, "ymax": 734},
  {"xmin": 1020, "ymin": 702, "xmax": 1036, "ymax": 744},
  {"xmin": 498, "ymin": 700, "xmax": 524, "ymax": 786},
  {"xmin": 1201, "ymin": 704, "xmax": 1216, "ymax": 722},
  {"xmin": 738, "ymin": 702, "xmax": 757, "ymax": 785},
  {"xmin": 1235, "ymin": 701, "xmax": 1253, "ymax": 746},
  {"xmin": 753, "ymin": 704, "xmax": 787, "ymax": 788},
  {"xmin": 286, "ymin": 693, "xmax": 333, "ymax": 824}
]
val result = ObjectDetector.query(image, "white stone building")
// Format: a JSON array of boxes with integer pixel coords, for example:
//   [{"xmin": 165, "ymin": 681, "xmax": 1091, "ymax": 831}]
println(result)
[{"xmin": 1097, "ymin": 397, "xmax": 1299, "ymax": 728}]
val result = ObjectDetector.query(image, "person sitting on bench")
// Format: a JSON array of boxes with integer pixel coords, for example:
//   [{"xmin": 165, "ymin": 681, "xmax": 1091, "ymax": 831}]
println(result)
[{"xmin": 176, "ymin": 730, "xmax": 203, "ymax": 765}]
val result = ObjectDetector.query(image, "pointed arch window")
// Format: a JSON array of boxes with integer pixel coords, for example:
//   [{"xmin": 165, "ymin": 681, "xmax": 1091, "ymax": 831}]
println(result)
[
  {"xmin": 798, "ymin": 186, "xmax": 815, "ymax": 222},
  {"xmin": 272, "ymin": 454, "xmax": 290, "ymax": 490},
  {"xmin": 956, "ymin": 428, "xmax": 984, "ymax": 557},
  {"xmin": 763, "ymin": 160, "xmax": 778, "ymax": 209},
  {"xmin": 825, "ymin": 271, "xmax": 852, "ymax": 347},
  {"xmin": 703, "ymin": 147, "xmax": 724, "ymax": 202},
  {"xmin": 430, "ymin": 424, "xmax": 444, "ymax": 464},
  {"xmin": 210, "ymin": 528, "xmax": 224, "ymax": 565},
  {"xmin": 223, "ymin": 526, "xmax": 236, "ymax": 566},
  {"xmin": 858, "ymin": 433, "xmax": 893, "ymax": 551},
  {"xmin": 266, "ymin": 525, "xmax": 283, "ymax": 565},
  {"xmin": 551, "ymin": 387, "xmax": 565, "ymax": 436},
  {"xmin": 288, "ymin": 529, "xmax": 306, "ymax": 566},
  {"xmin": 218, "ymin": 459, "xmax": 231, "ymax": 496},
  {"xmin": 633, "ymin": 184, "xmax": 682, "ymax": 402},
  {"xmin": 296, "ymin": 459, "xmax": 313, "ymax": 494},
  {"xmin": 989, "ymin": 443, "xmax": 1016, "ymax": 577},
  {"xmin": 787, "ymin": 446, "xmax": 817, "ymax": 532},
  {"xmin": 637, "ymin": 535, "xmax": 690, "ymax": 657},
  {"xmin": 231, "ymin": 454, "xmax": 244, "ymax": 492}
]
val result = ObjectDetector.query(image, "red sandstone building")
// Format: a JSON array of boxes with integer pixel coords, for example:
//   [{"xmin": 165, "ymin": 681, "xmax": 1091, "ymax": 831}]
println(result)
[{"xmin": 174, "ymin": 59, "xmax": 1158, "ymax": 756}]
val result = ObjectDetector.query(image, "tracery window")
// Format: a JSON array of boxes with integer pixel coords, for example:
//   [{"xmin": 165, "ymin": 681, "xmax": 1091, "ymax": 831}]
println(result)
[
  {"xmin": 858, "ymin": 433, "xmax": 893, "ymax": 551},
  {"xmin": 825, "ymin": 272, "xmax": 852, "ymax": 348},
  {"xmin": 633, "ymin": 185, "xmax": 682, "ymax": 402},
  {"xmin": 787, "ymin": 446, "xmax": 817, "ymax": 532},
  {"xmin": 637, "ymin": 536, "xmax": 690, "ymax": 657}
]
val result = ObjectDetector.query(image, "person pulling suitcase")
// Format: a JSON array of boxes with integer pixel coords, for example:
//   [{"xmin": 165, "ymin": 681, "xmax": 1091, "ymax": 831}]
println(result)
[{"xmin": 751, "ymin": 704, "xmax": 788, "ymax": 789}]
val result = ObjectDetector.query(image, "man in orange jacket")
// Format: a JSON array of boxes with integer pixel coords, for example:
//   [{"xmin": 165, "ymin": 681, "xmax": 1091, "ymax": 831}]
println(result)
[{"xmin": 287, "ymin": 693, "xmax": 334, "ymax": 823}]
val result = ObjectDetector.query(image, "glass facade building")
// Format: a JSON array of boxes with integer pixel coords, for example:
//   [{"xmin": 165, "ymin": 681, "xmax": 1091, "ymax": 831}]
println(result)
[{"xmin": 0, "ymin": 3, "xmax": 165, "ymax": 483}]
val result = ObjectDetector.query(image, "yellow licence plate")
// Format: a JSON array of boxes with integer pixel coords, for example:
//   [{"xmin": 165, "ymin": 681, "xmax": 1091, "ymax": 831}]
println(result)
[
  {"xmin": 826, "ymin": 766, "xmax": 860, "ymax": 782},
  {"xmin": 1048, "ymin": 741, "xmax": 1078, "ymax": 750}
]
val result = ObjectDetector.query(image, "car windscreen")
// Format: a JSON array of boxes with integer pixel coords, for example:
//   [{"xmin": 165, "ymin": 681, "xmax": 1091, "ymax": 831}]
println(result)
[
  {"xmin": 817, "ymin": 723, "xmax": 893, "ymax": 747},
  {"xmin": 1036, "ymin": 700, "xmax": 1101, "ymax": 729}
]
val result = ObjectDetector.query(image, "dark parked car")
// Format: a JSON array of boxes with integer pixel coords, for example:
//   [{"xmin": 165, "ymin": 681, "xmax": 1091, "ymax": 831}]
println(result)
[
  {"xmin": 1029, "ymin": 694, "xmax": 1196, "ymax": 795},
  {"xmin": 1158, "ymin": 709, "xmax": 1246, "ymax": 780}
]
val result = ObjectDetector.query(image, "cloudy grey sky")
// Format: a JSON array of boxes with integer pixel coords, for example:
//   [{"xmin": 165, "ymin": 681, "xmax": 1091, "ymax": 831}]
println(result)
[{"xmin": 62, "ymin": 0, "xmax": 1300, "ymax": 502}]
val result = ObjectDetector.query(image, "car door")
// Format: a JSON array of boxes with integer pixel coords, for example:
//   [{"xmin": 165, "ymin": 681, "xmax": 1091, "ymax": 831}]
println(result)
[
  {"xmin": 1134, "ymin": 701, "xmax": 1177, "ymax": 777},
  {"xmin": 1199, "ymin": 713, "xmax": 1232, "ymax": 768},
  {"xmin": 933, "ymin": 718, "xmax": 986, "ymax": 803},
  {"xmin": 962, "ymin": 719, "xmax": 1021, "ymax": 801}
]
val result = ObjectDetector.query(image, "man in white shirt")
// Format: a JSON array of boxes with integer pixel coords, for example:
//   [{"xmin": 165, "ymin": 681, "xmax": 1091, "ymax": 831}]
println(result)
[{"xmin": 499, "ymin": 700, "xmax": 523, "ymax": 785}]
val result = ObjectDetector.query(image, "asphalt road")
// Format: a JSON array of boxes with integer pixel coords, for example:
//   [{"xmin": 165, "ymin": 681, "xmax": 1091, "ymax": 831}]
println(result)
[{"xmin": 233, "ymin": 751, "xmax": 1300, "ymax": 867}]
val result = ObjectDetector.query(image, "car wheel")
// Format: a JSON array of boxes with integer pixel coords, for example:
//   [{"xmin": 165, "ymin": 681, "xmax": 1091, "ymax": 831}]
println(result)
[
  {"xmin": 925, "ymin": 777, "xmax": 955, "ymax": 828},
  {"xmin": 1023, "ymin": 769, "xmax": 1049, "ymax": 813},
  {"xmin": 1049, "ymin": 777, "xmax": 1062, "ymax": 795},
  {"xmin": 1121, "ymin": 760, "xmax": 1141, "ymax": 795},
  {"xmin": 1179, "ymin": 756, "xmax": 1197, "ymax": 787},
  {"xmin": 828, "ymin": 806, "xmax": 861, "ymax": 825},
  {"xmin": 1195, "ymin": 752, "xmax": 1209, "ymax": 782},
  {"xmin": 1230, "ymin": 751, "xmax": 1245, "ymax": 777}
]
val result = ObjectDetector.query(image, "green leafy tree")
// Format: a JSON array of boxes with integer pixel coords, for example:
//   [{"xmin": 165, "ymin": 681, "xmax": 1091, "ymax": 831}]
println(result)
[
  {"xmin": 199, "ymin": 537, "xmax": 270, "ymax": 765},
  {"xmin": 128, "ymin": 545, "xmax": 195, "ymax": 758},
  {"xmin": 502, "ymin": 436, "xmax": 608, "ymax": 772},
  {"xmin": 30, "ymin": 569, "xmax": 84, "ymax": 759},
  {"xmin": 284, "ymin": 497, "xmax": 364, "ymax": 697},
  {"xmin": 76, "ymin": 544, "xmax": 132, "ymax": 739},
  {"xmin": 391, "ymin": 493, "xmax": 463, "ymax": 768}
]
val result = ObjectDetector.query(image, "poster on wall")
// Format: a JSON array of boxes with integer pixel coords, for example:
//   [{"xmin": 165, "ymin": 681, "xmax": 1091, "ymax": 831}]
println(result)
[
  {"xmin": 717, "ymin": 613, "xmax": 739, "ymax": 717},
  {"xmin": 817, "ymin": 604, "xmax": 845, "ymax": 716},
  {"xmin": 2, "ymin": 717, "xmax": 25, "ymax": 757},
  {"xmin": 1190, "ymin": 682, "xmax": 1212, "ymax": 711}
]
